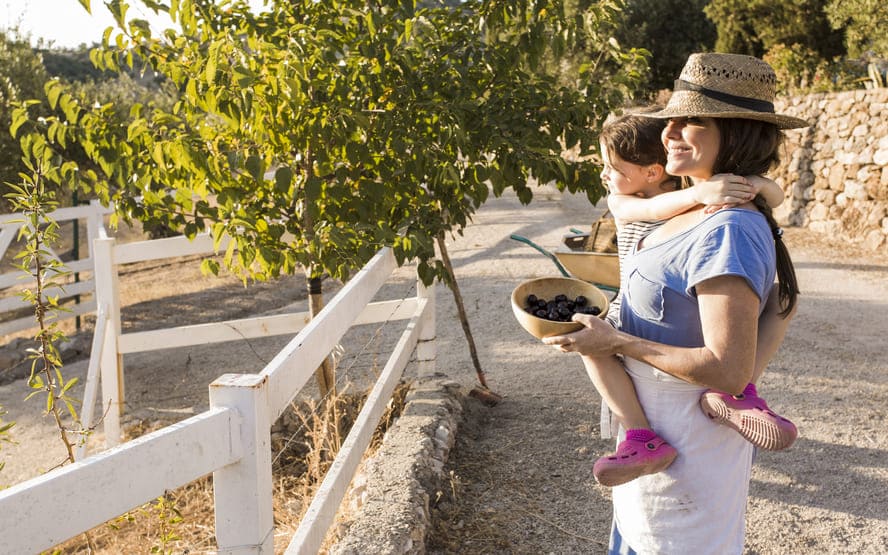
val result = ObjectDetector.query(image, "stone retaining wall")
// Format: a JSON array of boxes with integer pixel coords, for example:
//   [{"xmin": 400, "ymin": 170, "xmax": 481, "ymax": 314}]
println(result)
[
  {"xmin": 773, "ymin": 88, "xmax": 888, "ymax": 251},
  {"xmin": 329, "ymin": 375, "xmax": 463, "ymax": 554}
]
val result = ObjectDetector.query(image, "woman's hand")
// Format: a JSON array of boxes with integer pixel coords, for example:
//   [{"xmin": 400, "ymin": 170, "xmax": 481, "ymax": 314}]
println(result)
[{"xmin": 541, "ymin": 313, "xmax": 621, "ymax": 356}]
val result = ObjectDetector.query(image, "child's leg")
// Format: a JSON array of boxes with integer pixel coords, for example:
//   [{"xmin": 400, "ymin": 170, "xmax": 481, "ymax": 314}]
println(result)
[
  {"xmin": 581, "ymin": 354, "xmax": 677, "ymax": 486},
  {"xmin": 580, "ymin": 354, "xmax": 649, "ymax": 431}
]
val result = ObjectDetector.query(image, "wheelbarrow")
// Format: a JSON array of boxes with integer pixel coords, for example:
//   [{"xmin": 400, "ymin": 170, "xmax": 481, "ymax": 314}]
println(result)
[{"xmin": 510, "ymin": 232, "xmax": 621, "ymax": 294}]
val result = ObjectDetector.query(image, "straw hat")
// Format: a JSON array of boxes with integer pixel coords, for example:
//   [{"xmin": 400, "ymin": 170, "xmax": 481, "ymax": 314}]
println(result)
[{"xmin": 644, "ymin": 53, "xmax": 810, "ymax": 129}]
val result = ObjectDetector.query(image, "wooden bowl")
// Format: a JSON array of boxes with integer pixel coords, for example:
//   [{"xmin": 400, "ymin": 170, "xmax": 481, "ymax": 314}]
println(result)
[{"xmin": 511, "ymin": 277, "xmax": 609, "ymax": 339}]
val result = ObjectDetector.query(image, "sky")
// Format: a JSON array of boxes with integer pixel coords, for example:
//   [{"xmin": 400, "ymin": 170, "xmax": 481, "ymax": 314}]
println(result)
[{"xmin": 1, "ymin": 0, "xmax": 267, "ymax": 49}]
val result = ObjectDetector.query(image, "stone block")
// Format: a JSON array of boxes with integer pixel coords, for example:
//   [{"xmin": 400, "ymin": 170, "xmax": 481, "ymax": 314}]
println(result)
[
  {"xmin": 828, "ymin": 165, "xmax": 845, "ymax": 190},
  {"xmin": 869, "ymin": 180, "xmax": 887, "ymax": 201},
  {"xmin": 840, "ymin": 204, "xmax": 866, "ymax": 233},
  {"xmin": 773, "ymin": 203, "xmax": 791, "ymax": 225},
  {"xmin": 829, "ymin": 202, "xmax": 844, "ymax": 219},
  {"xmin": 866, "ymin": 202, "xmax": 887, "ymax": 225},
  {"xmin": 814, "ymin": 189, "xmax": 836, "ymax": 204},
  {"xmin": 809, "ymin": 220, "xmax": 843, "ymax": 236},
  {"xmin": 836, "ymin": 150, "xmax": 857, "ymax": 165},
  {"xmin": 863, "ymin": 229, "xmax": 885, "ymax": 250},
  {"xmin": 855, "ymin": 150, "xmax": 874, "ymax": 165},
  {"xmin": 844, "ymin": 180, "xmax": 868, "ymax": 201},
  {"xmin": 809, "ymin": 203, "xmax": 829, "ymax": 221}
]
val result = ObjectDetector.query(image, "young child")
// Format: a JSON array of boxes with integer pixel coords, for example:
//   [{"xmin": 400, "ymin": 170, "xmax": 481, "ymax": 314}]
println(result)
[{"xmin": 583, "ymin": 113, "xmax": 797, "ymax": 487}]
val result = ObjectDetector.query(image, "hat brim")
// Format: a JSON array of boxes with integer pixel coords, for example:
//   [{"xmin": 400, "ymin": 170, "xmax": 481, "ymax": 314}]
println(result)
[{"xmin": 637, "ymin": 91, "xmax": 810, "ymax": 130}]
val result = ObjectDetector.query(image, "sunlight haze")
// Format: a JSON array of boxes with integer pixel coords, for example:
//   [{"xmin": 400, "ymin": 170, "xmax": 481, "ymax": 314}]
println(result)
[{"xmin": 1, "ymin": 0, "xmax": 267, "ymax": 49}]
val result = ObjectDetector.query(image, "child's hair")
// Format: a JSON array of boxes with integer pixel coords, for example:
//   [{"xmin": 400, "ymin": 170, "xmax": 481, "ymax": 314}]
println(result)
[{"xmin": 599, "ymin": 112, "xmax": 680, "ymax": 191}]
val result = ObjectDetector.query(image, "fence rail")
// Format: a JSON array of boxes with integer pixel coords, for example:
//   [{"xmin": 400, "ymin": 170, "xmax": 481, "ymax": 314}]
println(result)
[
  {"xmin": 0, "ymin": 407, "xmax": 239, "ymax": 554},
  {"xmin": 0, "ymin": 201, "xmax": 113, "ymax": 337},
  {"xmin": 0, "ymin": 220, "xmax": 435, "ymax": 553}
]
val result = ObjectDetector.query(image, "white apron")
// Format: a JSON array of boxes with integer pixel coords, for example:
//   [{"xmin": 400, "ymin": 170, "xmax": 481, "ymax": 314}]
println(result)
[{"xmin": 612, "ymin": 357, "xmax": 754, "ymax": 555}]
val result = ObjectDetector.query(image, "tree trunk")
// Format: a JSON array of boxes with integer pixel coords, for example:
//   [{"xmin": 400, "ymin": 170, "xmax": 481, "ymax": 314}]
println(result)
[
  {"xmin": 308, "ymin": 276, "xmax": 336, "ymax": 397},
  {"xmin": 435, "ymin": 232, "xmax": 501, "ymax": 406}
]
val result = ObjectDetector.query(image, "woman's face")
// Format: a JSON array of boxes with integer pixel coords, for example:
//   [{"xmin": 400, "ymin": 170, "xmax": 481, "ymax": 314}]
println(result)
[{"xmin": 662, "ymin": 117, "xmax": 720, "ymax": 181}]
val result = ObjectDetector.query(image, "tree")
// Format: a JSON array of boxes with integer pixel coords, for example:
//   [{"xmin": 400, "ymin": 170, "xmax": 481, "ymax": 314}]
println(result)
[
  {"xmin": 535, "ymin": 0, "xmax": 651, "ymax": 93},
  {"xmin": 825, "ymin": 0, "xmax": 888, "ymax": 59},
  {"xmin": 704, "ymin": 0, "xmax": 845, "ymax": 60},
  {"xmin": 39, "ymin": 45, "xmax": 114, "ymax": 83},
  {"xmin": 20, "ymin": 0, "xmax": 646, "ymax": 395},
  {"xmin": 615, "ymin": 0, "xmax": 716, "ymax": 92},
  {"xmin": 0, "ymin": 31, "xmax": 53, "ymax": 209}
]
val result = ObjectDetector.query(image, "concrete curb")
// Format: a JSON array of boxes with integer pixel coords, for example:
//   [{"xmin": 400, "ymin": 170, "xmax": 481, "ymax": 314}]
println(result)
[{"xmin": 330, "ymin": 374, "xmax": 464, "ymax": 554}]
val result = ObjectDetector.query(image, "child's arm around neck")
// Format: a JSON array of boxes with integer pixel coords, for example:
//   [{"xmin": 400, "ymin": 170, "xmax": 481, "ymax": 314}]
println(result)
[
  {"xmin": 607, "ymin": 187, "xmax": 701, "ymax": 225},
  {"xmin": 747, "ymin": 175, "xmax": 784, "ymax": 208},
  {"xmin": 609, "ymin": 174, "xmax": 784, "ymax": 225}
]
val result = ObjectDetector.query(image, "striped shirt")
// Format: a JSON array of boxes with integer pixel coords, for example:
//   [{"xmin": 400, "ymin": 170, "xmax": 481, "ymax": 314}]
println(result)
[{"xmin": 605, "ymin": 219, "xmax": 665, "ymax": 328}]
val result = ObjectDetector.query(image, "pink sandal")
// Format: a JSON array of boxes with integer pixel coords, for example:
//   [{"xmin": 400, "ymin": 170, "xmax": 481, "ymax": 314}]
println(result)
[
  {"xmin": 593, "ymin": 431, "xmax": 677, "ymax": 487},
  {"xmin": 700, "ymin": 385, "xmax": 797, "ymax": 451}
]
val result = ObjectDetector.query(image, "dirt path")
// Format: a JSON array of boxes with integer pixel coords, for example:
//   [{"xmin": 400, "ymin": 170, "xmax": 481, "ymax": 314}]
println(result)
[
  {"xmin": 425, "ymin": 189, "xmax": 888, "ymax": 554},
  {"xmin": 1, "ymin": 185, "xmax": 887, "ymax": 554}
]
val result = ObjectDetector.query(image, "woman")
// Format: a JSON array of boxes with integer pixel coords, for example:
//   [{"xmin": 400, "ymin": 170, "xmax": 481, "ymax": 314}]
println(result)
[{"xmin": 543, "ymin": 53, "xmax": 808, "ymax": 554}]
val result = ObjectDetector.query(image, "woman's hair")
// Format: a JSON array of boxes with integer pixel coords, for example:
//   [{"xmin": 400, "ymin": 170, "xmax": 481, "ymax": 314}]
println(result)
[
  {"xmin": 600, "ymin": 114, "xmax": 680, "ymax": 192},
  {"xmin": 713, "ymin": 118, "xmax": 798, "ymax": 317}
]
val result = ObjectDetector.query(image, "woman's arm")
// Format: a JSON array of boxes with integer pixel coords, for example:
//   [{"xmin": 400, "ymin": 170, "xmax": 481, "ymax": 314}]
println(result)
[
  {"xmin": 753, "ymin": 285, "xmax": 797, "ymax": 382},
  {"xmin": 543, "ymin": 275, "xmax": 759, "ymax": 394}
]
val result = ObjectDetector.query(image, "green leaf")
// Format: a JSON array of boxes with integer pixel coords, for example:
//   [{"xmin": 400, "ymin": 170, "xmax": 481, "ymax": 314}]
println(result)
[
  {"xmin": 274, "ymin": 166, "xmax": 293, "ymax": 194},
  {"xmin": 245, "ymin": 155, "xmax": 263, "ymax": 181},
  {"xmin": 10, "ymin": 107, "xmax": 29, "ymax": 138},
  {"xmin": 234, "ymin": 66, "xmax": 256, "ymax": 89},
  {"xmin": 45, "ymin": 80, "xmax": 63, "ymax": 110},
  {"xmin": 201, "ymin": 258, "xmax": 220, "ymax": 276},
  {"xmin": 206, "ymin": 41, "xmax": 221, "ymax": 85}
]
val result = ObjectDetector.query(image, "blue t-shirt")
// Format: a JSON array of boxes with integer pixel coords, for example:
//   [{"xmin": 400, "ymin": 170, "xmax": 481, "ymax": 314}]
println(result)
[{"xmin": 620, "ymin": 208, "xmax": 776, "ymax": 348}]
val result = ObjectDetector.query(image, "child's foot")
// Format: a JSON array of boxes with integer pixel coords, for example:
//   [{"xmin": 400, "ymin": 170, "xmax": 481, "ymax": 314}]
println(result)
[
  {"xmin": 699, "ymin": 383, "xmax": 797, "ymax": 451},
  {"xmin": 593, "ymin": 429, "xmax": 677, "ymax": 487}
]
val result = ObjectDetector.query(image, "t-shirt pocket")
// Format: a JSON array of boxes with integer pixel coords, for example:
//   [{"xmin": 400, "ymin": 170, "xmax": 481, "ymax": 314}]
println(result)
[{"xmin": 626, "ymin": 269, "xmax": 665, "ymax": 322}]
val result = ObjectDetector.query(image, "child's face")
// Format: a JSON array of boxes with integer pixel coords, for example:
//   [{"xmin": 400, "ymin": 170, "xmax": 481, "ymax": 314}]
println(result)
[{"xmin": 599, "ymin": 140, "xmax": 659, "ymax": 197}]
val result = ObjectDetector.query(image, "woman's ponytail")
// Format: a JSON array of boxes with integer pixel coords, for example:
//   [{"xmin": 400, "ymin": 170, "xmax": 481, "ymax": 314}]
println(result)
[{"xmin": 753, "ymin": 195, "xmax": 798, "ymax": 317}]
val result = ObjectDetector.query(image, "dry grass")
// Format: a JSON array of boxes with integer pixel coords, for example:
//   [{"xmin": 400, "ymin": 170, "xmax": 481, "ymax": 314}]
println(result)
[{"xmin": 50, "ymin": 381, "xmax": 412, "ymax": 554}]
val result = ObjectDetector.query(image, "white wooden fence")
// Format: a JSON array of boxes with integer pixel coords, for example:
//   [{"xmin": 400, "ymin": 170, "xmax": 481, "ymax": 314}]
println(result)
[
  {"xmin": 0, "ymin": 231, "xmax": 436, "ymax": 553},
  {"xmin": 0, "ymin": 201, "xmax": 113, "ymax": 336}
]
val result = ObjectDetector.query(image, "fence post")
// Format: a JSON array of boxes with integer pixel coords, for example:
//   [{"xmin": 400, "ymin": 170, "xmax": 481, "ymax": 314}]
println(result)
[
  {"xmin": 85, "ymin": 200, "xmax": 108, "ymax": 259},
  {"xmin": 92, "ymin": 237, "xmax": 124, "ymax": 447},
  {"xmin": 416, "ymin": 280, "xmax": 436, "ymax": 373},
  {"xmin": 210, "ymin": 373, "xmax": 274, "ymax": 554},
  {"xmin": 75, "ymin": 304, "xmax": 108, "ymax": 460}
]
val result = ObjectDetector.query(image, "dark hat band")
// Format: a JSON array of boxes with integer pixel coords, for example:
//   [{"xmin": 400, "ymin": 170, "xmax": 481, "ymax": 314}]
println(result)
[{"xmin": 674, "ymin": 79, "xmax": 775, "ymax": 113}]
